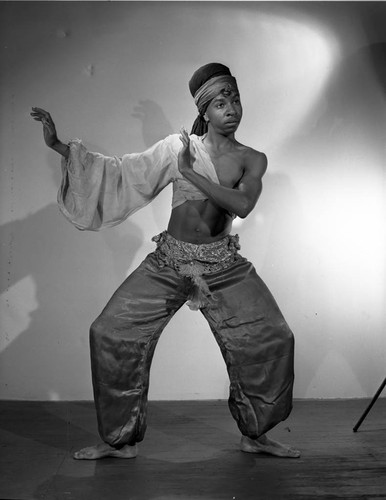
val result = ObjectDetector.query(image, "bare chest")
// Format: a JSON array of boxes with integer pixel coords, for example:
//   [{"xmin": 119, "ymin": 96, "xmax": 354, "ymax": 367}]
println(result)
[{"xmin": 208, "ymin": 151, "xmax": 245, "ymax": 188}]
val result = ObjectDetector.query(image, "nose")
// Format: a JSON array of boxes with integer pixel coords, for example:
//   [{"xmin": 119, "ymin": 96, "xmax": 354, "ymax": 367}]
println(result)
[{"xmin": 226, "ymin": 104, "xmax": 237, "ymax": 116}]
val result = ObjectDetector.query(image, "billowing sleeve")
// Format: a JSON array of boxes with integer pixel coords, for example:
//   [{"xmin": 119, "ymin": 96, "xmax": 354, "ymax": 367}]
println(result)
[{"xmin": 57, "ymin": 135, "xmax": 179, "ymax": 231}]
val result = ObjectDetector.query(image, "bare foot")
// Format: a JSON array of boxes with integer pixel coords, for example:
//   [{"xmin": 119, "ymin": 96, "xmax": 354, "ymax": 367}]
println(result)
[
  {"xmin": 240, "ymin": 435, "xmax": 300, "ymax": 458},
  {"xmin": 73, "ymin": 442, "xmax": 138, "ymax": 460}
]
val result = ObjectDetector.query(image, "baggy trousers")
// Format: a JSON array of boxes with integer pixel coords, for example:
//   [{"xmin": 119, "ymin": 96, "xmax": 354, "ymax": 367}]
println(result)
[{"xmin": 90, "ymin": 244, "xmax": 295, "ymax": 448}]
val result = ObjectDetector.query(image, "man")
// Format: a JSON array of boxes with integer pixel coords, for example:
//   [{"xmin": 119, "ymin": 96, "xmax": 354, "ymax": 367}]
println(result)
[{"xmin": 31, "ymin": 63, "xmax": 300, "ymax": 459}]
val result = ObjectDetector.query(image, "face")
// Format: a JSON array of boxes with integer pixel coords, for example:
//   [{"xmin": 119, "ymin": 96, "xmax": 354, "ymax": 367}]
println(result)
[{"xmin": 204, "ymin": 88, "xmax": 243, "ymax": 134}]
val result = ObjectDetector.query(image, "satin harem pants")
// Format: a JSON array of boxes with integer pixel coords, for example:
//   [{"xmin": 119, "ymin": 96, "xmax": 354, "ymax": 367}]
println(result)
[{"xmin": 90, "ymin": 236, "xmax": 295, "ymax": 448}]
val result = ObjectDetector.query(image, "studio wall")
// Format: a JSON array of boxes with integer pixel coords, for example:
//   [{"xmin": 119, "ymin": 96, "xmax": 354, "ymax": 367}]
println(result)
[{"xmin": 0, "ymin": 1, "xmax": 385, "ymax": 401}]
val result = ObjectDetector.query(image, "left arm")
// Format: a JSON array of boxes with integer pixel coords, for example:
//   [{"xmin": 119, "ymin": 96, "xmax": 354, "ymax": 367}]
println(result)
[{"xmin": 178, "ymin": 131, "xmax": 267, "ymax": 219}]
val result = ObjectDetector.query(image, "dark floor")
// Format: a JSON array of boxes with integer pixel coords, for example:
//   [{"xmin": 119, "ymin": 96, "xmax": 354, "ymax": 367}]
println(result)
[{"xmin": 0, "ymin": 398, "xmax": 385, "ymax": 500}]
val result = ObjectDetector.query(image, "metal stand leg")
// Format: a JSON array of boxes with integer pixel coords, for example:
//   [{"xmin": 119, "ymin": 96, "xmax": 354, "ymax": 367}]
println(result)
[{"xmin": 353, "ymin": 377, "xmax": 386, "ymax": 432}]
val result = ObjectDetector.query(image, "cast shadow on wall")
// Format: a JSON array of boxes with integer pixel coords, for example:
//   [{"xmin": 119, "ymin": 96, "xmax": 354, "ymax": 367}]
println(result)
[
  {"xmin": 0, "ymin": 201, "xmax": 144, "ymax": 399},
  {"xmin": 0, "ymin": 101, "xmax": 174, "ymax": 400}
]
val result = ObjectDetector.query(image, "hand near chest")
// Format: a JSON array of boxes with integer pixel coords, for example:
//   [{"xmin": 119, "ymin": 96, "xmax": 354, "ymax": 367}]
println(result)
[
  {"xmin": 178, "ymin": 127, "xmax": 195, "ymax": 176},
  {"xmin": 178, "ymin": 129, "xmax": 244, "ymax": 188}
]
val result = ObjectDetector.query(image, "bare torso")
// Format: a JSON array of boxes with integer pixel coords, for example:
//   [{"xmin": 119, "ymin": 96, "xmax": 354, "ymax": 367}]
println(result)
[{"xmin": 167, "ymin": 138, "xmax": 249, "ymax": 244}]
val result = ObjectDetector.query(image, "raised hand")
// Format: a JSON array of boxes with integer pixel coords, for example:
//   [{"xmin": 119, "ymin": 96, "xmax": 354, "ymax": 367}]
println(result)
[
  {"xmin": 30, "ymin": 107, "xmax": 60, "ymax": 148},
  {"xmin": 178, "ymin": 126, "xmax": 194, "ymax": 175},
  {"xmin": 31, "ymin": 107, "xmax": 69, "ymax": 158}
]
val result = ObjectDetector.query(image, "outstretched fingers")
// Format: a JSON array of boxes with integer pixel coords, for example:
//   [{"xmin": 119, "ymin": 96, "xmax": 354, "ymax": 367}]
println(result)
[
  {"xmin": 30, "ymin": 107, "xmax": 51, "ymax": 124},
  {"xmin": 179, "ymin": 126, "xmax": 190, "ymax": 147},
  {"xmin": 31, "ymin": 107, "xmax": 46, "ymax": 120}
]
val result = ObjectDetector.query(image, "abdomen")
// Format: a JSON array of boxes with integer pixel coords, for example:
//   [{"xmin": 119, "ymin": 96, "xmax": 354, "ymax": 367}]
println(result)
[{"xmin": 167, "ymin": 200, "xmax": 233, "ymax": 244}]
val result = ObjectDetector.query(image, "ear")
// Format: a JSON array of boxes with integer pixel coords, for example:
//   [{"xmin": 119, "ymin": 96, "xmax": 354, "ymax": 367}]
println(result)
[{"xmin": 203, "ymin": 113, "xmax": 209, "ymax": 123}]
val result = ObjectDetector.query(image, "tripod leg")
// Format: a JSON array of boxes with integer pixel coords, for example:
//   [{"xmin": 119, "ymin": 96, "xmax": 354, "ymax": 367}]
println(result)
[{"xmin": 353, "ymin": 377, "xmax": 386, "ymax": 432}]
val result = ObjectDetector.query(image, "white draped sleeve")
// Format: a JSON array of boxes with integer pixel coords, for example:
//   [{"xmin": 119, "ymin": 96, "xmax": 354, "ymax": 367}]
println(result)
[{"xmin": 58, "ymin": 135, "xmax": 180, "ymax": 231}]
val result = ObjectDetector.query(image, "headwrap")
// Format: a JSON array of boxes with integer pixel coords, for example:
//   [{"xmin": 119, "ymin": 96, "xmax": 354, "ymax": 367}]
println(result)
[{"xmin": 189, "ymin": 63, "xmax": 238, "ymax": 136}]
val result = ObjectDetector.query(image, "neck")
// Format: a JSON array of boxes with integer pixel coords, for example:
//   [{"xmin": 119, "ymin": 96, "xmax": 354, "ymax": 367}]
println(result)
[{"xmin": 204, "ymin": 127, "xmax": 236, "ymax": 149}]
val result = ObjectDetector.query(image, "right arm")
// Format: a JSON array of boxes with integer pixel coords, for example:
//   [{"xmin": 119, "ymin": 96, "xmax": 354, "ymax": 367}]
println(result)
[
  {"xmin": 30, "ymin": 107, "xmax": 69, "ymax": 159},
  {"xmin": 30, "ymin": 107, "xmax": 179, "ymax": 230},
  {"xmin": 178, "ymin": 129, "xmax": 267, "ymax": 219}
]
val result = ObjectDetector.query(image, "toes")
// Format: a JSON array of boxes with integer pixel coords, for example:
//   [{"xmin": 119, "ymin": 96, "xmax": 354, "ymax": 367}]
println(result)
[
  {"xmin": 73, "ymin": 448, "xmax": 94, "ymax": 460},
  {"xmin": 288, "ymin": 448, "xmax": 301, "ymax": 458},
  {"xmin": 281, "ymin": 446, "xmax": 300, "ymax": 458}
]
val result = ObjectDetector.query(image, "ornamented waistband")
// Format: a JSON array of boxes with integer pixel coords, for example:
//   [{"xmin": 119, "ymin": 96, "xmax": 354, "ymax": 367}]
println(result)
[
  {"xmin": 152, "ymin": 231, "xmax": 241, "ymax": 272},
  {"xmin": 152, "ymin": 231, "xmax": 243, "ymax": 310}
]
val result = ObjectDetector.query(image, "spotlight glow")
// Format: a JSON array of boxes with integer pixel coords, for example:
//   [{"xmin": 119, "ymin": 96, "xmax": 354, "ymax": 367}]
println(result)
[{"xmin": 234, "ymin": 10, "xmax": 340, "ymax": 148}]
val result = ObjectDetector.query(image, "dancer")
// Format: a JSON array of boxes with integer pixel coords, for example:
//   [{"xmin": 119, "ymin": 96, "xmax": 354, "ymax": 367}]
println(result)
[{"xmin": 31, "ymin": 62, "xmax": 300, "ymax": 459}]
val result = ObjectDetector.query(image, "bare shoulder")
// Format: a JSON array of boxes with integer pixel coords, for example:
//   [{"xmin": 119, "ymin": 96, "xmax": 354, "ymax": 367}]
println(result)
[{"xmin": 237, "ymin": 143, "xmax": 267, "ymax": 178}]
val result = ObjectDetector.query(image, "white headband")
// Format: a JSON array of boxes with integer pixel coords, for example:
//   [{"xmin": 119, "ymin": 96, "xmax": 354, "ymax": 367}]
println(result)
[{"xmin": 194, "ymin": 75, "xmax": 238, "ymax": 115}]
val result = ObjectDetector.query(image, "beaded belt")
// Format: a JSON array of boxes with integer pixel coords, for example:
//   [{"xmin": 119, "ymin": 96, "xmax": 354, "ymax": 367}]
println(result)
[{"xmin": 152, "ymin": 231, "xmax": 242, "ymax": 310}]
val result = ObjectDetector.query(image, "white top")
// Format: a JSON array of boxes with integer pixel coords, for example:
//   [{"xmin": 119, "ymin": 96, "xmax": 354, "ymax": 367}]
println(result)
[{"xmin": 58, "ymin": 134, "xmax": 220, "ymax": 231}]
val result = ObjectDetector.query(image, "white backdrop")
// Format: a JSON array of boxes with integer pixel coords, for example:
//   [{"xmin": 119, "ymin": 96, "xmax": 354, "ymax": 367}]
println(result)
[{"xmin": 0, "ymin": 1, "xmax": 385, "ymax": 400}]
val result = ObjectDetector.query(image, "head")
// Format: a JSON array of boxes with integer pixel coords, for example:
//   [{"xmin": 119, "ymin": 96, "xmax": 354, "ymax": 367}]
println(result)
[{"xmin": 189, "ymin": 63, "xmax": 242, "ymax": 136}]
